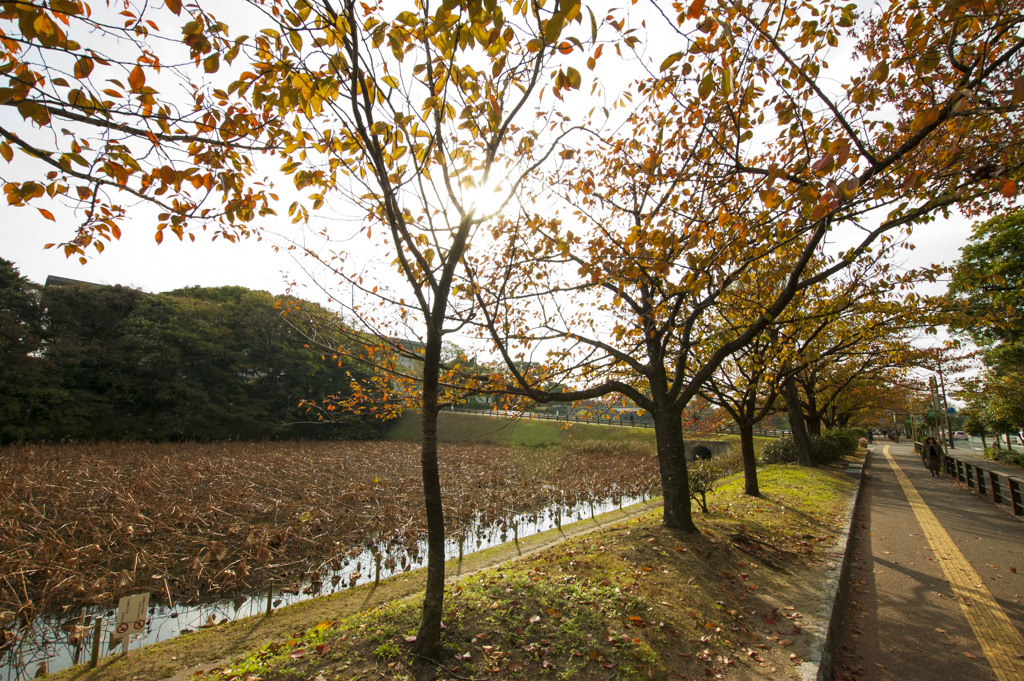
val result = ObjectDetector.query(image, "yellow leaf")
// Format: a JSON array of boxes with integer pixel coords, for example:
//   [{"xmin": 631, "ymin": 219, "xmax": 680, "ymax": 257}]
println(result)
[
  {"xmin": 759, "ymin": 188, "xmax": 779, "ymax": 209},
  {"xmin": 396, "ymin": 11, "xmax": 418, "ymax": 26},
  {"xmin": 698, "ymin": 72, "xmax": 714, "ymax": 100},
  {"xmin": 204, "ymin": 53, "xmax": 219, "ymax": 74},
  {"xmin": 913, "ymin": 106, "xmax": 940, "ymax": 131},
  {"xmin": 0, "ymin": 142, "xmax": 11, "ymax": 162},
  {"xmin": 544, "ymin": 12, "xmax": 565, "ymax": 44},
  {"xmin": 660, "ymin": 52, "xmax": 682, "ymax": 72},
  {"xmin": 721, "ymin": 64, "xmax": 733, "ymax": 95},
  {"xmin": 565, "ymin": 66, "xmax": 581, "ymax": 89},
  {"xmin": 33, "ymin": 14, "xmax": 56, "ymax": 38}
]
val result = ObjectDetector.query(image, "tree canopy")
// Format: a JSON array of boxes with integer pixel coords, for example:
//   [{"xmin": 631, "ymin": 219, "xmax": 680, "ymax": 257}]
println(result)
[
  {"xmin": 0, "ymin": 265, "xmax": 378, "ymax": 443},
  {"xmin": 948, "ymin": 208, "xmax": 1024, "ymax": 349}
]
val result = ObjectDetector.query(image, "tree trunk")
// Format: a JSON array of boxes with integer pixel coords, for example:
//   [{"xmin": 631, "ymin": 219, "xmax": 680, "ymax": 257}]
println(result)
[
  {"xmin": 411, "ymin": 352, "xmax": 445, "ymax": 661},
  {"xmin": 784, "ymin": 375, "xmax": 815, "ymax": 466},
  {"xmin": 653, "ymin": 408, "xmax": 697, "ymax": 532},
  {"xmin": 980, "ymin": 433, "xmax": 988, "ymax": 450},
  {"xmin": 738, "ymin": 421, "xmax": 761, "ymax": 496},
  {"xmin": 803, "ymin": 390, "xmax": 821, "ymax": 437}
]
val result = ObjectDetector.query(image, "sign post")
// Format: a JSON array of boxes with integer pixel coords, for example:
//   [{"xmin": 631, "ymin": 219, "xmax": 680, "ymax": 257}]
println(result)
[{"xmin": 112, "ymin": 593, "xmax": 150, "ymax": 656}]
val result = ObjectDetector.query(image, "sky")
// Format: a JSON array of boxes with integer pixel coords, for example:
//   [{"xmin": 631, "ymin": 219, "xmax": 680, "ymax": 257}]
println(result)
[{"xmin": 0, "ymin": 185, "xmax": 978, "ymax": 301}]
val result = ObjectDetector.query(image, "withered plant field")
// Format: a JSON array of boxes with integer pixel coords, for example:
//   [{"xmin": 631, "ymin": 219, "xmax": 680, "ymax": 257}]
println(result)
[{"xmin": 0, "ymin": 439, "xmax": 657, "ymax": 627}]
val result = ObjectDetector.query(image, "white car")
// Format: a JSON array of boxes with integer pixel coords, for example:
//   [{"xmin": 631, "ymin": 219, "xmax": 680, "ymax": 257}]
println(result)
[{"xmin": 953, "ymin": 431, "xmax": 969, "ymax": 441}]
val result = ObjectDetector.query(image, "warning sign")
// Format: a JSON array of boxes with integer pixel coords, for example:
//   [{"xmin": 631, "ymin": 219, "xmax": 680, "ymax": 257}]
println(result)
[{"xmin": 111, "ymin": 593, "xmax": 150, "ymax": 640}]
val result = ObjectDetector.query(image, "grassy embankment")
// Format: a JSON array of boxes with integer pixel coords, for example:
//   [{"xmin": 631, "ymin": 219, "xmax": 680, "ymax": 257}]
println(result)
[
  {"xmin": 51, "ymin": 415, "xmax": 833, "ymax": 681},
  {"xmin": 387, "ymin": 409, "xmax": 771, "ymax": 453}
]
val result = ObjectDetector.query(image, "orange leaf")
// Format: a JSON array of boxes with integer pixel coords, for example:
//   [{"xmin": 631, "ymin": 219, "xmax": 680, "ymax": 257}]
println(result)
[
  {"xmin": 687, "ymin": 0, "xmax": 706, "ymax": 20},
  {"xmin": 37, "ymin": 207, "xmax": 56, "ymax": 221},
  {"xmin": 128, "ymin": 65, "xmax": 145, "ymax": 90},
  {"xmin": 999, "ymin": 179, "xmax": 1017, "ymax": 198},
  {"xmin": 74, "ymin": 57, "xmax": 94, "ymax": 79},
  {"xmin": 166, "ymin": 0, "xmax": 182, "ymax": 15}
]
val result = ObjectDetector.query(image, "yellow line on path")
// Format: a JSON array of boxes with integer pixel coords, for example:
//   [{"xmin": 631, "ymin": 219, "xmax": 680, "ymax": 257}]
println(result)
[{"xmin": 882, "ymin": 446, "xmax": 1024, "ymax": 681}]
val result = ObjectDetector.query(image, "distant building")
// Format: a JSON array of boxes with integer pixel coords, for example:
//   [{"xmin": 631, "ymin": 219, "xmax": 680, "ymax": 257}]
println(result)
[{"xmin": 44, "ymin": 275, "xmax": 106, "ymax": 288}]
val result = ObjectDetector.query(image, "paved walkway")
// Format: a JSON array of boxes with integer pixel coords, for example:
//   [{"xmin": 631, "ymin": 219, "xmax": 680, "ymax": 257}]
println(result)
[{"xmin": 834, "ymin": 441, "xmax": 1024, "ymax": 681}]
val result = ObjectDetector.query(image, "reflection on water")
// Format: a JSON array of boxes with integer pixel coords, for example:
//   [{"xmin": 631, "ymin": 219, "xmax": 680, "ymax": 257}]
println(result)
[{"xmin": 1, "ymin": 493, "xmax": 646, "ymax": 680}]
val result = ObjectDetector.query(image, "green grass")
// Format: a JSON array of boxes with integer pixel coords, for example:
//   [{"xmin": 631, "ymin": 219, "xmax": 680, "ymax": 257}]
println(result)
[
  {"xmin": 385, "ymin": 410, "xmax": 662, "ymax": 447},
  {"xmin": 384, "ymin": 410, "xmax": 767, "ymax": 450}
]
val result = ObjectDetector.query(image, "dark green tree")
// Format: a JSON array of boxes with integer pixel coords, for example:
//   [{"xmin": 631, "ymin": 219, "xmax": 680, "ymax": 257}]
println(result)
[
  {"xmin": 0, "ymin": 259, "xmax": 54, "ymax": 441},
  {"xmin": 40, "ymin": 280, "xmax": 143, "ymax": 439},
  {"xmin": 948, "ymin": 209, "xmax": 1024, "ymax": 349}
]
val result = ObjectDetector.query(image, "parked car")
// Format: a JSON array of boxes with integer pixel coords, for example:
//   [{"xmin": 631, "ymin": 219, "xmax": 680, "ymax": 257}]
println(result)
[{"xmin": 954, "ymin": 431, "xmax": 969, "ymax": 441}]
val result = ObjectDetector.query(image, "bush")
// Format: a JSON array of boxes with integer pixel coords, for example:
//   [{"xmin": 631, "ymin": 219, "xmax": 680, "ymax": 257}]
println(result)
[
  {"xmin": 809, "ymin": 435, "xmax": 845, "ymax": 464},
  {"xmin": 822, "ymin": 427, "xmax": 862, "ymax": 456},
  {"xmin": 760, "ymin": 436, "xmax": 798, "ymax": 465},
  {"xmin": 759, "ymin": 430, "xmax": 855, "ymax": 466},
  {"xmin": 984, "ymin": 447, "xmax": 1024, "ymax": 467},
  {"xmin": 688, "ymin": 458, "xmax": 723, "ymax": 514}
]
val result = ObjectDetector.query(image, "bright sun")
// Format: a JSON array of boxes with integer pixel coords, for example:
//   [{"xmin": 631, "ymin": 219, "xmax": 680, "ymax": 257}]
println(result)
[{"xmin": 461, "ymin": 178, "xmax": 505, "ymax": 217}]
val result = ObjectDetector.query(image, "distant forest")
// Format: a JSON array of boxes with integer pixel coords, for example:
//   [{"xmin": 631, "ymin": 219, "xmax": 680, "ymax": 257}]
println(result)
[{"xmin": 0, "ymin": 259, "xmax": 383, "ymax": 443}]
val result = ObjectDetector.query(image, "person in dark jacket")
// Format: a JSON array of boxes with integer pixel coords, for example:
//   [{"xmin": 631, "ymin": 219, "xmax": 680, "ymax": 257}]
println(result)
[{"xmin": 921, "ymin": 436, "xmax": 943, "ymax": 477}]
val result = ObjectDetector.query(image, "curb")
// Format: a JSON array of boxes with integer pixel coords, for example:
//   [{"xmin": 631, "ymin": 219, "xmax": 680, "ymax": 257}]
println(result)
[{"xmin": 800, "ymin": 449, "xmax": 872, "ymax": 681}]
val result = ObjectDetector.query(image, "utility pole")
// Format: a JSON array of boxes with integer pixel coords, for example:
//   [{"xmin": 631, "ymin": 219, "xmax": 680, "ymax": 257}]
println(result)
[
  {"xmin": 937, "ymin": 361, "xmax": 955, "ymax": 449},
  {"xmin": 929, "ymin": 376, "xmax": 943, "ymax": 441}
]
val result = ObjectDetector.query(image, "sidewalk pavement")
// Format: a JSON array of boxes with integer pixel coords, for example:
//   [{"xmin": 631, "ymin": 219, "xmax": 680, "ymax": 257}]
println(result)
[{"xmin": 832, "ymin": 440, "xmax": 1024, "ymax": 681}]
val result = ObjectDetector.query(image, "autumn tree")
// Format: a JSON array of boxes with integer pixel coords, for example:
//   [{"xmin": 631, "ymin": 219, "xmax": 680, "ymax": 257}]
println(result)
[
  {"xmin": 700, "ymin": 328, "xmax": 783, "ymax": 496},
  {"xmin": 784, "ymin": 297, "xmax": 920, "ymax": 438},
  {"xmin": 0, "ymin": 1, "xmax": 280, "ymax": 257},
  {"xmin": 703, "ymin": 255, "xmax": 923, "ymax": 491},
  {"xmin": 231, "ymin": 0, "xmax": 591, "ymax": 659},
  {"xmin": 470, "ymin": 0, "xmax": 1024, "ymax": 532}
]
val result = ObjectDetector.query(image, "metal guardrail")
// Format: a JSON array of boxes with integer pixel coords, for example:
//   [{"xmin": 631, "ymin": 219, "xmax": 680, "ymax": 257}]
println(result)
[
  {"xmin": 446, "ymin": 405, "xmax": 790, "ymax": 437},
  {"xmin": 938, "ymin": 449, "xmax": 1024, "ymax": 518}
]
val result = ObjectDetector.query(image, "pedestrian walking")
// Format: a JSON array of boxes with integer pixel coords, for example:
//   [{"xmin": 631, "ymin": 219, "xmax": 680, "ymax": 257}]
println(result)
[{"xmin": 921, "ymin": 436, "xmax": 943, "ymax": 477}]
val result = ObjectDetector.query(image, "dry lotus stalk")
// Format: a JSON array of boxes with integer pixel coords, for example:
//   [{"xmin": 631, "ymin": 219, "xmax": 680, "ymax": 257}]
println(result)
[{"xmin": 0, "ymin": 439, "xmax": 658, "ymax": 618}]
